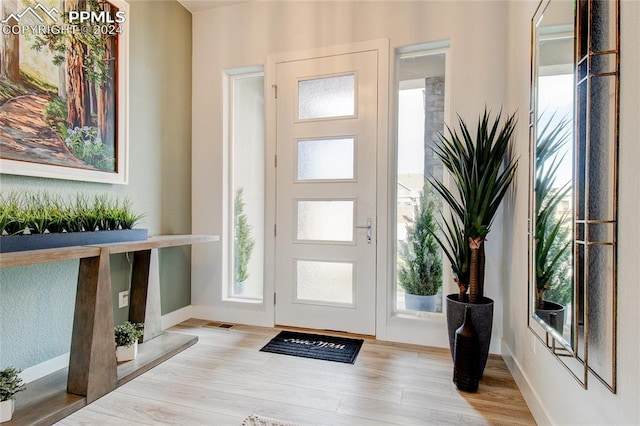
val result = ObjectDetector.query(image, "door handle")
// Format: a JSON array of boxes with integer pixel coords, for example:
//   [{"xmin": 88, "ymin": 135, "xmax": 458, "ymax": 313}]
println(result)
[{"xmin": 355, "ymin": 218, "xmax": 372, "ymax": 244}]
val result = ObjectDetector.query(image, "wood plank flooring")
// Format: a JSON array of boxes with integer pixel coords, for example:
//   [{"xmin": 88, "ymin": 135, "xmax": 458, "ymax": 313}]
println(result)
[{"xmin": 57, "ymin": 319, "xmax": 536, "ymax": 425}]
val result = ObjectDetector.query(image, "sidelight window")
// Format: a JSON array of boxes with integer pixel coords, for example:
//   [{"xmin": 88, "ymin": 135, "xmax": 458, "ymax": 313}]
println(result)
[
  {"xmin": 394, "ymin": 45, "xmax": 448, "ymax": 314},
  {"xmin": 227, "ymin": 69, "xmax": 265, "ymax": 301}
]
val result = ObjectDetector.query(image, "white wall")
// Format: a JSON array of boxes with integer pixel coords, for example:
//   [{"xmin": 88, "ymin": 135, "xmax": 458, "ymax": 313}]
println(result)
[
  {"xmin": 192, "ymin": 0, "xmax": 510, "ymax": 348},
  {"xmin": 503, "ymin": 0, "xmax": 640, "ymax": 424}
]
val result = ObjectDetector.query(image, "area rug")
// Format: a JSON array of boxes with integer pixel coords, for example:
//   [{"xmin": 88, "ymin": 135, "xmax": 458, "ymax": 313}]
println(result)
[
  {"xmin": 241, "ymin": 414, "xmax": 301, "ymax": 426},
  {"xmin": 259, "ymin": 330, "xmax": 364, "ymax": 364}
]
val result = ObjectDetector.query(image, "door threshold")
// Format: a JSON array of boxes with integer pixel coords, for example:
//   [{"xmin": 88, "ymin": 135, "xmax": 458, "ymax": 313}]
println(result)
[{"xmin": 275, "ymin": 324, "xmax": 375, "ymax": 340}]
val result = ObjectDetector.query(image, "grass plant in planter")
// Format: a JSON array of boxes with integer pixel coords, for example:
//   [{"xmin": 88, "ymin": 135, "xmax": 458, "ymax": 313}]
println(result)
[
  {"xmin": 233, "ymin": 188, "xmax": 255, "ymax": 296},
  {"xmin": 0, "ymin": 192, "xmax": 145, "ymax": 253},
  {"xmin": 431, "ymin": 108, "xmax": 518, "ymax": 392},
  {"xmin": 0, "ymin": 366, "xmax": 26, "ymax": 423},
  {"xmin": 114, "ymin": 321, "xmax": 144, "ymax": 362},
  {"xmin": 534, "ymin": 116, "xmax": 572, "ymax": 333},
  {"xmin": 398, "ymin": 183, "xmax": 443, "ymax": 312}
]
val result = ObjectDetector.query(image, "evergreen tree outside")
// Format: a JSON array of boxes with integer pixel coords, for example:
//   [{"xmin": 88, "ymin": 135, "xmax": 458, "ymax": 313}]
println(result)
[
  {"xmin": 398, "ymin": 183, "xmax": 443, "ymax": 296},
  {"xmin": 234, "ymin": 188, "xmax": 255, "ymax": 284}
]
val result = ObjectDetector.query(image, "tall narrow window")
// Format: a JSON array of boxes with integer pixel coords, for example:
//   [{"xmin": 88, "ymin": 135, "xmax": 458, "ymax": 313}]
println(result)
[
  {"xmin": 395, "ymin": 47, "xmax": 447, "ymax": 314},
  {"xmin": 228, "ymin": 71, "xmax": 264, "ymax": 300}
]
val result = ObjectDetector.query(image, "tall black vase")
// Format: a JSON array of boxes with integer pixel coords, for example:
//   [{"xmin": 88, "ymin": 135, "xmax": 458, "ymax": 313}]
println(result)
[
  {"xmin": 446, "ymin": 294, "xmax": 494, "ymax": 379},
  {"xmin": 453, "ymin": 305, "xmax": 479, "ymax": 392}
]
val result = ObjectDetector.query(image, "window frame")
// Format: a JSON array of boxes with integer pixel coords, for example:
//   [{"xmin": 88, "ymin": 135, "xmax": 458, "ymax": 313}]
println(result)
[
  {"xmin": 224, "ymin": 68, "xmax": 265, "ymax": 303},
  {"xmin": 391, "ymin": 43, "xmax": 452, "ymax": 318}
]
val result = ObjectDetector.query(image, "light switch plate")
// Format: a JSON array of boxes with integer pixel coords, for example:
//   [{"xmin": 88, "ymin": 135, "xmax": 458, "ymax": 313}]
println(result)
[{"xmin": 118, "ymin": 291, "xmax": 129, "ymax": 308}]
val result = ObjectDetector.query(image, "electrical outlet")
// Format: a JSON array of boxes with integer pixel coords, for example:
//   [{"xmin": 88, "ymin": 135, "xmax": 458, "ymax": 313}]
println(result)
[{"xmin": 118, "ymin": 291, "xmax": 129, "ymax": 308}]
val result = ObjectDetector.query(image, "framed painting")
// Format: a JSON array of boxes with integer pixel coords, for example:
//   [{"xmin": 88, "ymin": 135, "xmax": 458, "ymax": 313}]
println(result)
[{"xmin": 0, "ymin": 0, "xmax": 129, "ymax": 184}]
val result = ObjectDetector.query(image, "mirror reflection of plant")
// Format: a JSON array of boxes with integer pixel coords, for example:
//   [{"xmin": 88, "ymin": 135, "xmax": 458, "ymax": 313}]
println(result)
[
  {"xmin": 535, "ymin": 115, "xmax": 572, "ymax": 308},
  {"xmin": 541, "ymin": 227, "xmax": 572, "ymax": 305},
  {"xmin": 398, "ymin": 183, "xmax": 443, "ymax": 296},
  {"xmin": 0, "ymin": 192, "xmax": 142, "ymax": 236},
  {"xmin": 234, "ymin": 188, "xmax": 255, "ymax": 283}
]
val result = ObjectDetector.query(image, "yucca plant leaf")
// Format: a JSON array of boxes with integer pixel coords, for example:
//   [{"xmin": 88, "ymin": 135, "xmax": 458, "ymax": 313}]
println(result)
[{"xmin": 431, "ymin": 108, "xmax": 518, "ymax": 302}]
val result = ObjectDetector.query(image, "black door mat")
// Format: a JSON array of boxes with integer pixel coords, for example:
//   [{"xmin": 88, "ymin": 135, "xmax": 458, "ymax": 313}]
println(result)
[{"xmin": 259, "ymin": 330, "xmax": 364, "ymax": 364}]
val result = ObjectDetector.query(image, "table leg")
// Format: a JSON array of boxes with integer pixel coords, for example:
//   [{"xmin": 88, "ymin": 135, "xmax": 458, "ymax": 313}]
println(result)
[
  {"xmin": 129, "ymin": 248, "xmax": 162, "ymax": 342},
  {"xmin": 67, "ymin": 249, "xmax": 117, "ymax": 402}
]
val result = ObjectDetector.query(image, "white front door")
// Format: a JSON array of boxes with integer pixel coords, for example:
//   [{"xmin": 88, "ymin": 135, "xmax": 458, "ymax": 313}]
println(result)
[{"xmin": 274, "ymin": 49, "xmax": 378, "ymax": 335}]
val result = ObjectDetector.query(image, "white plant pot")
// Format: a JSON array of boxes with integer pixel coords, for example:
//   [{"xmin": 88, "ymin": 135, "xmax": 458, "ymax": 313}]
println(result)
[
  {"xmin": 405, "ymin": 293, "xmax": 439, "ymax": 312},
  {"xmin": 116, "ymin": 341, "xmax": 138, "ymax": 362},
  {"xmin": 0, "ymin": 399, "xmax": 15, "ymax": 423}
]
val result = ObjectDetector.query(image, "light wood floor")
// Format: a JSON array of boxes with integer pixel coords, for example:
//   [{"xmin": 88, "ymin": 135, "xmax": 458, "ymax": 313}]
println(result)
[{"xmin": 57, "ymin": 319, "xmax": 536, "ymax": 425}]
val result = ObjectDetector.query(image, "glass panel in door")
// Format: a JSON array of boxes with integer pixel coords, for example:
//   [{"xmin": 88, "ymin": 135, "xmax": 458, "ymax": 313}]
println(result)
[
  {"xmin": 297, "ymin": 74, "xmax": 355, "ymax": 120},
  {"xmin": 296, "ymin": 137, "xmax": 355, "ymax": 181}
]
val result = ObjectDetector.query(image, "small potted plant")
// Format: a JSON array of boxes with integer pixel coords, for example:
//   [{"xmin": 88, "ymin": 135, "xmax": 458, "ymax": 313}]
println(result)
[
  {"xmin": 0, "ymin": 366, "xmax": 26, "ymax": 423},
  {"xmin": 114, "ymin": 321, "xmax": 144, "ymax": 362},
  {"xmin": 398, "ymin": 183, "xmax": 443, "ymax": 312}
]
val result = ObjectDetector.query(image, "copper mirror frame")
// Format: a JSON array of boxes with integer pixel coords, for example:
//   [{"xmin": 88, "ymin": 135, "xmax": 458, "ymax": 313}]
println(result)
[{"xmin": 528, "ymin": 0, "xmax": 619, "ymax": 393}]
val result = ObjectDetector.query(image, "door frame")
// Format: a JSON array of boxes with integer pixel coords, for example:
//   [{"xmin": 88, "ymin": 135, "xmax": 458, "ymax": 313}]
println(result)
[{"xmin": 265, "ymin": 39, "xmax": 390, "ymax": 337}]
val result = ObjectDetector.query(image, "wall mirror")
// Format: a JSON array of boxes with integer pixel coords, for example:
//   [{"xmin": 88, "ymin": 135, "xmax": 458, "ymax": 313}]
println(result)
[{"xmin": 529, "ymin": 0, "xmax": 619, "ymax": 392}]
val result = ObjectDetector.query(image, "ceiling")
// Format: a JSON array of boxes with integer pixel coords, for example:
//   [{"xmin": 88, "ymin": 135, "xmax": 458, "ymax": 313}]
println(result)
[{"xmin": 177, "ymin": 0, "xmax": 252, "ymax": 13}]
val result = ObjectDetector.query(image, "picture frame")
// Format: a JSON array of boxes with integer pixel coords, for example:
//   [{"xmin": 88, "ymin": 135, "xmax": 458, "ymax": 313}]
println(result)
[{"xmin": 0, "ymin": 0, "xmax": 129, "ymax": 184}]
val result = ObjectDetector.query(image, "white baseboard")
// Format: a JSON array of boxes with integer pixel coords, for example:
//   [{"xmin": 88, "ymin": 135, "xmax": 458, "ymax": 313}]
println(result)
[
  {"xmin": 161, "ymin": 305, "xmax": 194, "ymax": 330},
  {"xmin": 191, "ymin": 304, "xmax": 272, "ymax": 327},
  {"xmin": 501, "ymin": 341, "xmax": 552, "ymax": 425},
  {"xmin": 20, "ymin": 353, "xmax": 69, "ymax": 384}
]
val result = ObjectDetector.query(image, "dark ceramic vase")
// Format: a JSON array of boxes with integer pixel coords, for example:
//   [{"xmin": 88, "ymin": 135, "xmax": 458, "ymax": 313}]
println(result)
[
  {"xmin": 446, "ymin": 294, "xmax": 494, "ymax": 380},
  {"xmin": 453, "ymin": 305, "xmax": 480, "ymax": 392}
]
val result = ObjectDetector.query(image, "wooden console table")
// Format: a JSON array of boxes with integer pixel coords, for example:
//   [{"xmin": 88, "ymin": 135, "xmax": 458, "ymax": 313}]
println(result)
[{"xmin": 0, "ymin": 234, "xmax": 219, "ymax": 425}]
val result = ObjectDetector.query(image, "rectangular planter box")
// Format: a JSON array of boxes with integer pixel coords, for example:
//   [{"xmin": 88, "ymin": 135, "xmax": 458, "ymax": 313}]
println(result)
[
  {"xmin": 116, "ymin": 341, "xmax": 138, "ymax": 362},
  {"xmin": 0, "ymin": 229, "xmax": 148, "ymax": 253}
]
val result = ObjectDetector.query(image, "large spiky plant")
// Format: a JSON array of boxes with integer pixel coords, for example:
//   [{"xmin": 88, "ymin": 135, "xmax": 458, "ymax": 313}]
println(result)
[
  {"xmin": 534, "ymin": 115, "xmax": 572, "ymax": 309},
  {"xmin": 431, "ymin": 109, "xmax": 518, "ymax": 304}
]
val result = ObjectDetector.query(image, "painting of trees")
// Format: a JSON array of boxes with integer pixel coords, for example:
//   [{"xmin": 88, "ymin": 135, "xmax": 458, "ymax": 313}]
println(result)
[
  {"xmin": 0, "ymin": 0, "xmax": 123, "ymax": 176},
  {"xmin": 65, "ymin": 0, "xmax": 92, "ymax": 129},
  {"xmin": 0, "ymin": 0, "xmax": 20, "ymax": 83}
]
